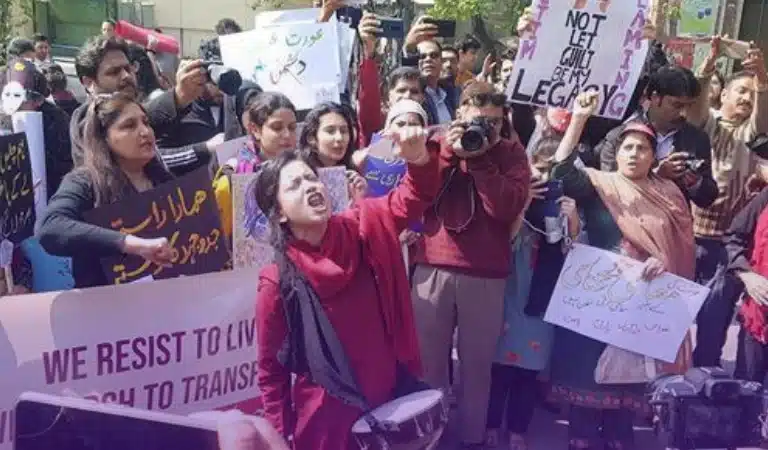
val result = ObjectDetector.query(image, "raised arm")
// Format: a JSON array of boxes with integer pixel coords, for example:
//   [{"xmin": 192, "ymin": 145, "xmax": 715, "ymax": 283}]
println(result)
[
  {"xmin": 688, "ymin": 37, "xmax": 720, "ymax": 129},
  {"xmin": 742, "ymin": 44, "xmax": 768, "ymax": 136},
  {"xmin": 356, "ymin": 13, "xmax": 385, "ymax": 147},
  {"xmin": 365, "ymin": 127, "xmax": 440, "ymax": 233},
  {"xmin": 552, "ymin": 92, "xmax": 599, "ymax": 202}
]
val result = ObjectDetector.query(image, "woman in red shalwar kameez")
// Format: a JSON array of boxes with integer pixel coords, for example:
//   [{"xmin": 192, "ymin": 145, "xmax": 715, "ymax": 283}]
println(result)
[{"xmin": 253, "ymin": 125, "xmax": 438, "ymax": 450}]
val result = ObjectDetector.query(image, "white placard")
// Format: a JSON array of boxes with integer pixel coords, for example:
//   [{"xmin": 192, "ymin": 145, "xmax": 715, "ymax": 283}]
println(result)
[
  {"xmin": 11, "ymin": 112, "xmax": 47, "ymax": 232},
  {"xmin": 544, "ymin": 244, "xmax": 709, "ymax": 362},
  {"xmin": 507, "ymin": 0, "xmax": 651, "ymax": 120},
  {"xmin": 254, "ymin": 7, "xmax": 323, "ymax": 27},
  {"xmin": 220, "ymin": 22, "xmax": 341, "ymax": 110},
  {"xmin": 0, "ymin": 270, "xmax": 261, "ymax": 449}
]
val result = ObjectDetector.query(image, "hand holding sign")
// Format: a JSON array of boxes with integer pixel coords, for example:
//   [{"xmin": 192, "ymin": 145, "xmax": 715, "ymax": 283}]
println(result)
[{"xmin": 123, "ymin": 235, "xmax": 174, "ymax": 268}]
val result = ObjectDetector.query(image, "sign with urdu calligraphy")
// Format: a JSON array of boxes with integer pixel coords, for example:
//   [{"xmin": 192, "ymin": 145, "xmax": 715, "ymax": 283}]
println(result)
[
  {"xmin": 0, "ymin": 133, "xmax": 35, "ymax": 244},
  {"xmin": 544, "ymin": 244, "xmax": 709, "ymax": 362},
  {"xmin": 84, "ymin": 167, "xmax": 230, "ymax": 284}
]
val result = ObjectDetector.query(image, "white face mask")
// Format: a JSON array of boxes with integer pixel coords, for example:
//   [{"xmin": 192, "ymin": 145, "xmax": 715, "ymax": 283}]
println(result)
[{"xmin": 1, "ymin": 81, "xmax": 27, "ymax": 115}]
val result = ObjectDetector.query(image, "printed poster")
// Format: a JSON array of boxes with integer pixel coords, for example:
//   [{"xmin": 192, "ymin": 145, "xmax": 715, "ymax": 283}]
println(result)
[
  {"xmin": 0, "ymin": 270, "xmax": 260, "ymax": 449},
  {"xmin": 220, "ymin": 22, "xmax": 342, "ymax": 110},
  {"xmin": 231, "ymin": 167, "xmax": 349, "ymax": 270},
  {"xmin": 508, "ymin": 0, "xmax": 651, "ymax": 120},
  {"xmin": 544, "ymin": 244, "xmax": 709, "ymax": 362},
  {"xmin": 84, "ymin": 167, "xmax": 230, "ymax": 284}
]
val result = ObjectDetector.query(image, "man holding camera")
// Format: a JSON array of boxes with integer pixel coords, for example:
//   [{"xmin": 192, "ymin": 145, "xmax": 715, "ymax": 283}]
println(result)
[
  {"xmin": 70, "ymin": 35, "xmax": 207, "ymax": 173},
  {"xmin": 410, "ymin": 82, "xmax": 530, "ymax": 448},
  {"xmin": 595, "ymin": 65, "xmax": 718, "ymax": 209}
]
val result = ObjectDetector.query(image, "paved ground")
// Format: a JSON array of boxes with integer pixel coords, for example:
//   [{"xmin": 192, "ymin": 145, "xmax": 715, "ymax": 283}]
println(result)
[{"xmin": 436, "ymin": 324, "xmax": 761, "ymax": 450}]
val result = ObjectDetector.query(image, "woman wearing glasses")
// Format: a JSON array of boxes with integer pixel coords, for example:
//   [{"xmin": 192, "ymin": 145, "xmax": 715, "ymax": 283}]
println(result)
[
  {"xmin": 38, "ymin": 93, "xmax": 175, "ymax": 289},
  {"xmin": 410, "ymin": 81, "xmax": 532, "ymax": 447}
]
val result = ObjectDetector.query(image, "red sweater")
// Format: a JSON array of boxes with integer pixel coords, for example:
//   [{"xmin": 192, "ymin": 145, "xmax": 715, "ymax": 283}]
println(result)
[
  {"xmin": 255, "ymin": 155, "xmax": 439, "ymax": 449},
  {"xmin": 356, "ymin": 57, "xmax": 384, "ymax": 147},
  {"xmin": 413, "ymin": 136, "xmax": 531, "ymax": 278}
]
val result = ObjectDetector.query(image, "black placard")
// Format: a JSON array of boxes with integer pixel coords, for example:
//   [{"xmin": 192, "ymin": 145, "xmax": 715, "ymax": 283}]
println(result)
[
  {"xmin": 84, "ymin": 167, "xmax": 230, "ymax": 284},
  {"xmin": 0, "ymin": 132, "xmax": 35, "ymax": 244}
]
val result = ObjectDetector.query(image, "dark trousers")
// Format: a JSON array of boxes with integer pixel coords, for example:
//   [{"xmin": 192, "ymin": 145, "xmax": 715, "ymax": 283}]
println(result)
[
  {"xmin": 734, "ymin": 326, "xmax": 768, "ymax": 383},
  {"xmin": 693, "ymin": 238, "xmax": 741, "ymax": 367},
  {"xmin": 568, "ymin": 405, "xmax": 634, "ymax": 447},
  {"xmin": 485, "ymin": 364, "xmax": 538, "ymax": 433}
]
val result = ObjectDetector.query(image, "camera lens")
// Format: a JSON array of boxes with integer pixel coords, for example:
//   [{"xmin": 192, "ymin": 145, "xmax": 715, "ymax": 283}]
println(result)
[{"xmin": 460, "ymin": 126, "xmax": 485, "ymax": 152}]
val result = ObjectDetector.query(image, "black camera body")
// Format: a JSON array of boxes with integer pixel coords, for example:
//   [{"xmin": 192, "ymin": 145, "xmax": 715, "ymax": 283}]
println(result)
[
  {"xmin": 460, "ymin": 117, "xmax": 494, "ymax": 153},
  {"xmin": 647, "ymin": 367, "xmax": 764, "ymax": 449},
  {"xmin": 201, "ymin": 61, "xmax": 242, "ymax": 96}
]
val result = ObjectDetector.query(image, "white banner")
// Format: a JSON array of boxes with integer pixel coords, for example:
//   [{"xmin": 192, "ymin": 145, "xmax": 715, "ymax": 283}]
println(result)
[
  {"xmin": 0, "ymin": 270, "xmax": 259, "ymax": 448},
  {"xmin": 507, "ymin": 0, "xmax": 651, "ymax": 119},
  {"xmin": 220, "ymin": 22, "xmax": 342, "ymax": 110},
  {"xmin": 544, "ymin": 244, "xmax": 708, "ymax": 362}
]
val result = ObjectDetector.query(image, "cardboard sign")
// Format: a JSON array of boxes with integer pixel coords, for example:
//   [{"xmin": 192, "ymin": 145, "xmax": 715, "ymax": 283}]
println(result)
[
  {"xmin": 507, "ymin": 0, "xmax": 651, "ymax": 120},
  {"xmin": 220, "ymin": 21, "xmax": 342, "ymax": 110},
  {"xmin": 544, "ymin": 244, "xmax": 709, "ymax": 362},
  {"xmin": 0, "ymin": 133, "xmax": 35, "ymax": 244},
  {"xmin": 0, "ymin": 270, "xmax": 260, "ymax": 449},
  {"xmin": 84, "ymin": 167, "xmax": 229, "ymax": 284}
]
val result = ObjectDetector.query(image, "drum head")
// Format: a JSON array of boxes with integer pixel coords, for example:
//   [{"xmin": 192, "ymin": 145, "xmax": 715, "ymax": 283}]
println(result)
[{"xmin": 351, "ymin": 389, "xmax": 444, "ymax": 433}]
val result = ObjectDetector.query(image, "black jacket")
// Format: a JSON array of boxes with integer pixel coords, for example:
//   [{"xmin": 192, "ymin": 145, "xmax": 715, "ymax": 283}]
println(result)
[
  {"xmin": 37, "ymin": 167, "xmax": 173, "ymax": 289},
  {"xmin": 596, "ymin": 114, "xmax": 718, "ymax": 208},
  {"xmin": 154, "ymin": 94, "xmax": 242, "ymax": 177},
  {"xmin": 40, "ymin": 101, "xmax": 74, "ymax": 198},
  {"xmin": 69, "ymin": 90, "xmax": 199, "ymax": 173}
]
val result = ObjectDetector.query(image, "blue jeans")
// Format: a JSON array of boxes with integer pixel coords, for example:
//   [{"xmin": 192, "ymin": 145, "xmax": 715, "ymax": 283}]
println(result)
[{"xmin": 693, "ymin": 238, "xmax": 741, "ymax": 367}]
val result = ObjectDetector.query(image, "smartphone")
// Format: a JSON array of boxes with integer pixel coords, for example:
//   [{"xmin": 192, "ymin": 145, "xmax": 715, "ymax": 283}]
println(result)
[
  {"xmin": 422, "ymin": 18, "xmax": 456, "ymax": 38},
  {"xmin": 377, "ymin": 17, "xmax": 405, "ymax": 39},
  {"xmin": 14, "ymin": 392, "xmax": 219, "ymax": 450}
]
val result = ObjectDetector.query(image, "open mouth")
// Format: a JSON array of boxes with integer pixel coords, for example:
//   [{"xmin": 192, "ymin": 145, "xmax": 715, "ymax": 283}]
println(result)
[{"xmin": 307, "ymin": 192, "xmax": 326, "ymax": 208}]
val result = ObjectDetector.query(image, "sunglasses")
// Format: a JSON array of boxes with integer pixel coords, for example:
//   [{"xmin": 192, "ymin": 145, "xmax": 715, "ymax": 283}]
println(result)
[{"xmin": 418, "ymin": 51, "xmax": 441, "ymax": 60}]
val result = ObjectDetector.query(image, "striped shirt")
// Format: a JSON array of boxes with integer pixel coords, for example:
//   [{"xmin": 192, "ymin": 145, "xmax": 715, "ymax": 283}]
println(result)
[{"xmin": 691, "ymin": 112, "xmax": 759, "ymax": 239}]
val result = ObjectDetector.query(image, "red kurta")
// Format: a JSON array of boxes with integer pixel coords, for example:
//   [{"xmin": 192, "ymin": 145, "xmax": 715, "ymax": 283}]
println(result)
[{"xmin": 256, "ymin": 154, "xmax": 439, "ymax": 449}]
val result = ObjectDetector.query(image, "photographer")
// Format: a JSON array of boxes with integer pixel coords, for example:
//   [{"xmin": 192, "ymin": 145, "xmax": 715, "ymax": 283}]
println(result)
[
  {"xmin": 595, "ymin": 65, "xmax": 717, "ymax": 210},
  {"xmin": 70, "ymin": 35, "xmax": 207, "ymax": 171},
  {"xmin": 410, "ymin": 81, "xmax": 530, "ymax": 447}
]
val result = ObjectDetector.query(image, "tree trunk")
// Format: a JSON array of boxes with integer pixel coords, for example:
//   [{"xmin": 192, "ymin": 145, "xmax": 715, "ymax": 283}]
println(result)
[{"xmin": 471, "ymin": 15, "xmax": 503, "ymax": 53}]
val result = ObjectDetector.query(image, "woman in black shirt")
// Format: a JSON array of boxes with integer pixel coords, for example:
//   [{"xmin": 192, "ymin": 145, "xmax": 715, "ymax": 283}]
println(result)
[{"xmin": 37, "ymin": 93, "xmax": 175, "ymax": 288}]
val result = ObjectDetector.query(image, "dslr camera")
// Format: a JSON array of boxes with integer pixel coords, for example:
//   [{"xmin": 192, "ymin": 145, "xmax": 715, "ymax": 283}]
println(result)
[
  {"xmin": 459, "ymin": 117, "xmax": 494, "ymax": 153},
  {"xmin": 647, "ymin": 367, "xmax": 764, "ymax": 449},
  {"xmin": 201, "ymin": 61, "xmax": 242, "ymax": 96}
]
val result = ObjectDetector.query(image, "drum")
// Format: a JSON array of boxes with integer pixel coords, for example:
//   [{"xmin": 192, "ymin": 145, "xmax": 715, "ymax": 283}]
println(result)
[{"xmin": 351, "ymin": 389, "xmax": 448, "ymax": 450}]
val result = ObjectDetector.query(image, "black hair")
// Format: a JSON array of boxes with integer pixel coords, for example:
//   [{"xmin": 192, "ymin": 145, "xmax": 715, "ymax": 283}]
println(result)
[
  {"xmin": 724, "ymin": 70, "xmax": 754, "ymax": 89},
  {"xmin": 104, "ymin": 19, "xmax": 117, "ymax": 26},
  {"xmin": 299, "ymin": 102, "xmax": 358, "ymax": 169},
  {"xmin": 126, "ymin": 44, "xmax": 162, "ymax": 100},
  {"xmin": 75, "ymin": 36, "xmax": 130, "ymax": 82},
  {"xmin": 46, "ymin": 68, "xmax": 68, "ymax": 92},
  {"xmin": 457, "ymin": 35, "xmax": 481, "ymax": 53},
  {"xmin": 251, "ymin": 150, "xmax": 319, "ymax": 285},
  {"xmin": 235, "ymin": 80, "xmax": 264, "ymax": 128},
  {"xmin": 215, "ymin": 18, "xmax": 242, "ymax": 35},
  {"xmin": 387, "ymin": 66, "xmax": 426, "ymax": 93},
  {"xmin": 646, "ymin": 65, "xmax": 701, "ymax": 99},
  {"xmin": 442, "ymin": 46, "xmax": 458, "ymax": 58},
  {"xmin": 247, "ymin": 91, "xmax": 296, "ymax": 128},
  {"xmin": 32, "ymin": 33, "xmax": 48, "ymax": 43}
]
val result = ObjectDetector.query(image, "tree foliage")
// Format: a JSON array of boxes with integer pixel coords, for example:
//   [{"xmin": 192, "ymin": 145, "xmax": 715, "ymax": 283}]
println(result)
[
  {"xmin": 428, "ymin": 0, "xmax": 528, "ymax": 52},
  {"xmin": 0, "ymin": 0, "xmax": 34, "ymax": 67}
]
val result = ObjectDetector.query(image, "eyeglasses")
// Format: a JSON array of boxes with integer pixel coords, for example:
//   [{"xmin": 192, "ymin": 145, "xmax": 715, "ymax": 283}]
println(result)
[
  {"xmin": 462, "ymin": 92, "xmax": 507, "ymax": 107},
  {"xmin": 419, "ymin": 51, "xmax": 441, "ymax": 61}
]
